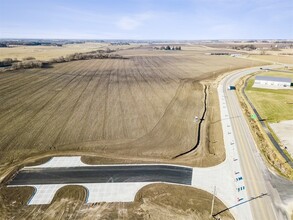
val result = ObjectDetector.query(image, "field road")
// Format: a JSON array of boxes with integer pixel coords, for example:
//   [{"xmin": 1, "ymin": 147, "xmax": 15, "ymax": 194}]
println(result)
[
  {"xmin": 222, "ymin": 65, "xmax": 293, "ymax": 220},
  {"xmin": 8, "ymin": 165, "xmax": 192, "ymax": 186}
]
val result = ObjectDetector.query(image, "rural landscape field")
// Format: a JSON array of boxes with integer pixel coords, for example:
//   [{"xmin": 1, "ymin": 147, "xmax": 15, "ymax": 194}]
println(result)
[
  {"xmin": 0, "ymin": 44, "xmax": 267, "ymax": 219},
  {"xmin": 1, "ymin": 0, "xmax": 293, "ymax": 219},
  {"xmin": 0, "ymin": 46, "xmax": 265, "ymax": 172}
]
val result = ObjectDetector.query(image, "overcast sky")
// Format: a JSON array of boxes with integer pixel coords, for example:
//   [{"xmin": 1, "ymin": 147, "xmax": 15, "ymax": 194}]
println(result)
[{"xmin": 0, "ymin": 0, "xmax": 292, "ymax": 40}]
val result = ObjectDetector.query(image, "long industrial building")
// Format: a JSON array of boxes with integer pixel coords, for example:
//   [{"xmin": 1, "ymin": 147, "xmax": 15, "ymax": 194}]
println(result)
[{"xmin": 253, "ymin": 76, "xmax": 291, "ymax": 88}]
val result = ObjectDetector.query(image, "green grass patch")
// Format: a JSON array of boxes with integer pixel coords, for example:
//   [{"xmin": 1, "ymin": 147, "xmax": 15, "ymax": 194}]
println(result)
[{"xmin": 245, "ymin": 73, "xmax": 293, "ymax": 123}]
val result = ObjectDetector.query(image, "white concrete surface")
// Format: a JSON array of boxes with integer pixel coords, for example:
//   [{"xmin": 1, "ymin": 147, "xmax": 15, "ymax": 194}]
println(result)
[
  {"xmin": 25, "ymin": 156, "xmax": 191, "ymax": 169},
  {"xmin": 84, "ymin": 183, "xmax": 150, "ymax": 203},
  {"xmin": 270, "ymin": 120, "xmax": 293, "ymax": 157},
  {"xmin": 28, "ymin": 156, "xmax": 90, "ymax": 168},
  {"xmin": 27, "ymin": 184, "xmax": 65, "ymax": 205},
  {"xmin": 9, "ymin": 183, "xmax": 151, "ymax": 205},
  {"xmin": 190, "ymin": 82, "xmax": 252, "ymax": 220}
]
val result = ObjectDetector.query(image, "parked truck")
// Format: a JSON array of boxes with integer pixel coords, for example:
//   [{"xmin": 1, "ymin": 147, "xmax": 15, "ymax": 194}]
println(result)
[{"xmin": 227, "ymin": 85, "xmax": 236, "ymax": 90}]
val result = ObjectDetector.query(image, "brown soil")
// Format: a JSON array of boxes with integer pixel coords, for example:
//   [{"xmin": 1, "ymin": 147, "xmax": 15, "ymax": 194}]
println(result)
[{"xmin": 0, "ymin": 47, "xmax": 265, "ymax": 180}]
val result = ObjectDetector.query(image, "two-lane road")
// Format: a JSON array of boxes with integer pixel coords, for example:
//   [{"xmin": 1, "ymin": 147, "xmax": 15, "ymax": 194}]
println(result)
[
  {"xmin": 222, "ymin": 65, "xmax": 290, "ymax": 220},
  {"xmin": 8, "ymin": 165, "xmax": 193, "ymax": 186}
]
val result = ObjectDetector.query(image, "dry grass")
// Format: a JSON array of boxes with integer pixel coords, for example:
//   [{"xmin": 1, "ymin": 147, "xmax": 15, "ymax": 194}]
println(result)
[
  {"xmin": 248, "ymin": 54, "xmax": 293, "ymax": 64},
  {"xmin": 0, "ymin": 43, "xmax": 135, "ymax": 61}
]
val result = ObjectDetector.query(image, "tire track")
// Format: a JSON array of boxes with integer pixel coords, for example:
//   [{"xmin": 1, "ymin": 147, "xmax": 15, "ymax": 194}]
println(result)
[
  {"xmin": 0, "ymin": 61, "xmax": 82, "ymax": 113},
  {"xmin": 0, "ymin": 62, "xmax": 85, "ymax": 126},
  {"xmin": 78, "ymin": 59, "xmax": 110, "ymax": 141},
  {"xmin": 51, "ymin": 61, "xmax": 100, "ymax": 147},
  {"xmin": 115, "ymin": 59, "xmax": 128, "ymax": 138},
  {"xmin": 0, "ymin": 72, "xmax": 83, "ymax": 151},
  {"xmin": 101, "ymin": 59, "xmax": 114, "ymax": 139},
  {"xmin": 121, "ymin": 58, "xmax": 148, "ymax": 136}
]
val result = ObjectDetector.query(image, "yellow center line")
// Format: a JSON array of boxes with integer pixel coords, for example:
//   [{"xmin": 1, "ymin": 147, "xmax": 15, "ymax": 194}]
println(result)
[{"xmin": 226, "ymin": 81, "xmax": 275, "ymax": 220}]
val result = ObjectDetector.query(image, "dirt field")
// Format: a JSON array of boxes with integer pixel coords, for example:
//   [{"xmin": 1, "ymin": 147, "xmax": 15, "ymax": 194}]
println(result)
[
  {"xmin": 0, "ymin": 43, "xmax": 135, "ymax": 60},
  {"xmin": 202, "ymin": 43, "xmax": 293, "ymax": 65},
  {"xmin": 270, "ymin": 120, "xmax": 293, "ymax": 158},
  {"xmin": 0, "ymin": 47, "xmax": 266, "ymax": 173},
  {"xmin": 248, "ymin": 54, "xmax": 293, "ymax": 64},
  {"xmin": 0, "ymin": 184, "xmax": 234, "ymax": 220}
]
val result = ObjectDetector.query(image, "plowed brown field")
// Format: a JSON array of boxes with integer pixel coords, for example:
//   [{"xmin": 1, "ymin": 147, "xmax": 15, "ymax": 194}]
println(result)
[
  {"xmin": 0, "ymin": 47, "xmax": 265, "ymax": 174},
  {"xmin": 0, "ymin": 46, "xmax": 267, "ymax": 220}
]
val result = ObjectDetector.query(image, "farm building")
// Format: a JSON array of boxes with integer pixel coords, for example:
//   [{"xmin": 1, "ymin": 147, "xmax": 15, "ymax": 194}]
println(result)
[{"xmin": 253, "ymin": 76, "xmax": 292, "ymax": 88}]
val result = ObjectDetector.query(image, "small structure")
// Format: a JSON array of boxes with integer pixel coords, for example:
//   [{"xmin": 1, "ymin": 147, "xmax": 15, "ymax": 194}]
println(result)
[{"xmin": 253, "ymin": 76, "xmax": 291, "ymax": 89}]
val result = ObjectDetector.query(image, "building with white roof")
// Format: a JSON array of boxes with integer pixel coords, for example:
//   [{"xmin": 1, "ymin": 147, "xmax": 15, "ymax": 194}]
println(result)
[{"xmin": 253, "ymin": 76, "xmax": 291, "ymax": 89}]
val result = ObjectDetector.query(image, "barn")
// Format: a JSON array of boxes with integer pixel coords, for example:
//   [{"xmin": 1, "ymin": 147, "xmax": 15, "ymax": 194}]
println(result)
[{"xmin": 253, "ymin": 76, "xmax": 292, "ymax": 88}]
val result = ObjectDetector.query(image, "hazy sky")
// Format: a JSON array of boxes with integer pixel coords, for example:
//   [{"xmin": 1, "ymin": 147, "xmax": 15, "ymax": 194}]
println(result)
[{"xmin": 0, "ymin": 0, "xmax": 292, "ymax": 39}]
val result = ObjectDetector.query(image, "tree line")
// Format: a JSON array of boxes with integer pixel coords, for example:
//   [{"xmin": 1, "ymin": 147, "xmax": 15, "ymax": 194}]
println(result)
[
  {"xmin": 0, "ymin": 50, "xmax": 125, "ymax": 72},
  {"xmin": 154, "ymin": 45, "xmax": 181, "ymax": 50}
]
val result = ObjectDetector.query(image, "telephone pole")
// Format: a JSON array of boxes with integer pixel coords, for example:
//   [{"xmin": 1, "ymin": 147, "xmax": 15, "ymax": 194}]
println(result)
[{"xmin": 210, "ymin": 186, "xmax": 216, "ymax": 218}]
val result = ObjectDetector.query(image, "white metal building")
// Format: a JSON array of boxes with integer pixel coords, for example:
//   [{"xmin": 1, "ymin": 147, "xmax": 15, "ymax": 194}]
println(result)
[{"xmin": 253, "ymin": 76, "xmax": 291, "ymax": 88}]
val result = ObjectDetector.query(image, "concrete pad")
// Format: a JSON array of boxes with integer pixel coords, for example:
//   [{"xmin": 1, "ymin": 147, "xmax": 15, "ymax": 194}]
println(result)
[
  {"xmin": 9, "ymin": 183, "xmax": 151, "ymax": 205},
  {"xmin": 216, "ymin": 84, "xmax": 253, "ymax": 219},
  {"xmin": 26, "ymin": 156, "xmax": 192, "ymax": 169},
  {"xmin": 27, "ymin": 184, "xmax": 65, "ymax": 205},
  {"xmin": 83, "ymin": 183, "xmax": 150, "ymax": 203},
  {"xmin": 270, "ymin": 120, "xmax": 293, "ymax": 157},
  {"xmin": 28, "ymin": 156, "xmax": 90, "ymax": 168}
]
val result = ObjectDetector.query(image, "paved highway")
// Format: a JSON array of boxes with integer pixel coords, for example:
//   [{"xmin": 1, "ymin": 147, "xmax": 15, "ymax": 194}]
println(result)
[
  {"xmin": 222, "ymin": 65, "xmax": 292, "ymax": 220},
  {"xmin": 9, "ymin": 165, "xmax": 192, "ymax": 186}
]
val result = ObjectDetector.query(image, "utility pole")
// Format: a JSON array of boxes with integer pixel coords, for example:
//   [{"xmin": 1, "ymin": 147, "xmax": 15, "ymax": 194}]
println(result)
[{"xmin": 210, "ymin": 186, "xmax": 216, "ymax": 218}]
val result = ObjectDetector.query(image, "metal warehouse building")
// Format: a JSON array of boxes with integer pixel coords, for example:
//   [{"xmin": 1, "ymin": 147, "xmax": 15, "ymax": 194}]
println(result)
[{"xmin": 253, "ymin": 76, "xmax": 292, "ymax": 88}]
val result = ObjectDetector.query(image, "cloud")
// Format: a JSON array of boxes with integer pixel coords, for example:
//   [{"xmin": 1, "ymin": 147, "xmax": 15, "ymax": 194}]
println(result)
[{"xmin": 116, "ymin": 12, "xmax": 154, "ymax": 30}]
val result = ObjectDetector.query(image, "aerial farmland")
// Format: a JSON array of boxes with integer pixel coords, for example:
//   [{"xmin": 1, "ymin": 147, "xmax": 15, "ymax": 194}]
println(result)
[
  {"xmin": 1, "ymin": 0, "xmax": 293, "ymax": 218},
  {"xmin": 0, "ymin": 46, "xmax": 266, "ymax": 169},
  {"xmin": 0, "ymin": 44, "xmax": 268, "ymax": 219}
]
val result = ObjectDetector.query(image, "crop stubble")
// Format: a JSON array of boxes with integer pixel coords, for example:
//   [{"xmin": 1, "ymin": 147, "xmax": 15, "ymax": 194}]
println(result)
[{"xmin": 0, "ymin": 48, "xmax": 265, "ymax": 167}]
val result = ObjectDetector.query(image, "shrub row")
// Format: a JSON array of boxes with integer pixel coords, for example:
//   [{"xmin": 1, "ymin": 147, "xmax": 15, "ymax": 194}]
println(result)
[{"xmin": 0, "ymin": 50, "xmax": 125, "ymax": 72}]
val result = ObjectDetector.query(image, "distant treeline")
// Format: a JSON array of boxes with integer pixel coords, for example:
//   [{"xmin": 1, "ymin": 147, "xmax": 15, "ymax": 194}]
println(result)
[
  {"xmin": 0, "ymin": 41, "xmax": 63, "ymax": 47},
  {"xmin": 48, "ymin": 49, "xmax": 120, "ymax": 64},
  {"xmin": 154, "ymin": 45, "xmax": 181, "ymax": 50},
  {"xmin": 110, "ymin": 42, "xmax": 130, "ymax": 45},
  {"xmin": 231, "ymin": 44, "xmax": 256, "ymax": 51},
  {"xmin": 0, "ymin": 50, "xmax": 126, "ymax": 71},
  {"xmin": 210, "ymin": 52, "xmax": 230, "ymax": 55}
]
